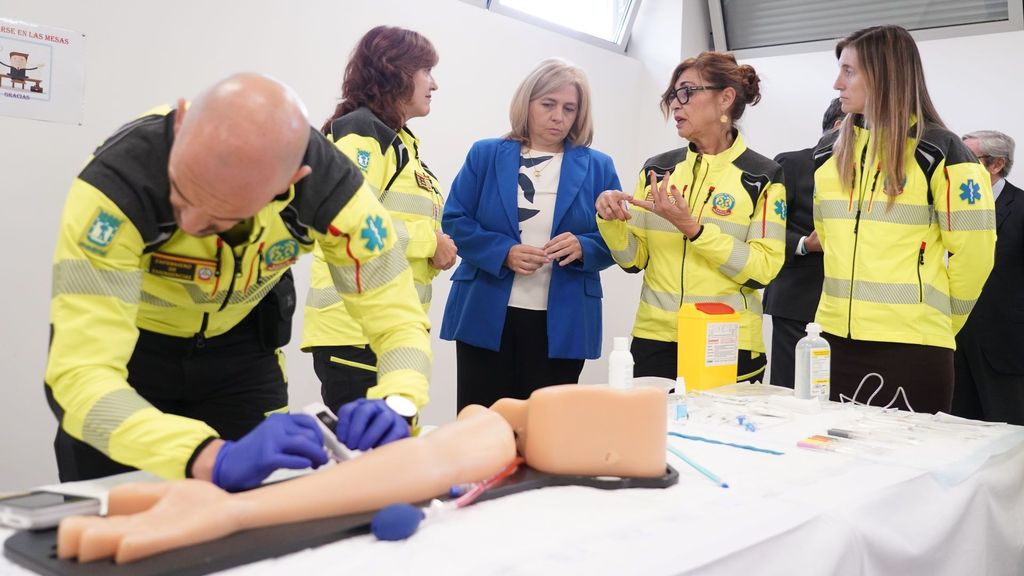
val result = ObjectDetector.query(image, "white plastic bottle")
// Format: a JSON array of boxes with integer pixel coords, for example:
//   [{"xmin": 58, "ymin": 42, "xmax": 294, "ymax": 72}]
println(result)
[
  {"xmin": 608, "ymin": 337, "xmax": 634, "ymax": 389},
  {"xmin": 667, "ymin": 376, "xmax": 689, "ymax": 423},
  {"xmin": 794, "ymin": 322, "xmax": 831, "ymax": 401}
]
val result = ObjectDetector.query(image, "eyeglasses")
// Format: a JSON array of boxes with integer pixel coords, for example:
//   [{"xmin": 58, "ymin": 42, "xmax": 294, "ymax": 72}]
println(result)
[{"xmin": 669, "ymin": 85, "xmax": 725, "ymax": 105}]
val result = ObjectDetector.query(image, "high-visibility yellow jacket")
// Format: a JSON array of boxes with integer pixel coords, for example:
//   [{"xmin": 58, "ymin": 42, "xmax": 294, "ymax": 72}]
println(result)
[
  {"xmin": 598, "ymin": 133, "xmax": 786, "ymax": 352},
  {"xmin": 303, "ymin": 107, "xmax": 443, "ymax": 362},
  {"xmin": 812, "ymin": 116, "xmax": 996, "ymax": 348},
  {"xmin": 45, "ymin": 106, "xmax": 431, "ymax": 479}
]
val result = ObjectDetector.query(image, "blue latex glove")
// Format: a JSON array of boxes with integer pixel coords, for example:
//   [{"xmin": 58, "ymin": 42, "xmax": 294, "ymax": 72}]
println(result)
[
  {"xmin": 212, "ymin": 413, "xmax": 328, "ymax": 492},
  {"xmin": 336, "ymin": 398, "xmax": 410, "ymax": 451}
]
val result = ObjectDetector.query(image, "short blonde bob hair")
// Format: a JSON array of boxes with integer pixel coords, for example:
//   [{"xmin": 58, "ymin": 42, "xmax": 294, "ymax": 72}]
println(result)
[{"xmin": 507, "ymin": 58, "xmax": 594, "ymax": 147}]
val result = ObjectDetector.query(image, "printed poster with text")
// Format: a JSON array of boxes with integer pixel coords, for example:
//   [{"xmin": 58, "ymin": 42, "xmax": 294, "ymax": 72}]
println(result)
[{"xmin": 0, "ymin": 17, "xmax": 84, "ymax": 124}]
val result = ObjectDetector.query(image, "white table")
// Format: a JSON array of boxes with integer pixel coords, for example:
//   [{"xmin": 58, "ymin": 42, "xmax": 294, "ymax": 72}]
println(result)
[{"xmin": 3, "ymin": 392, "xmax": 1023, "ymax": 576}]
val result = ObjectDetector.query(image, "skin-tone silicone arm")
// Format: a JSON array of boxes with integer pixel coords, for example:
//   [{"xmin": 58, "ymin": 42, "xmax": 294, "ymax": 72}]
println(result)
[
  {"xmin": 492, "ymin": 385, "xmax": 667, "ymax": 478},
  {"xmin": 58, "ymin": 385, "xmax": 666, "ymax": 564},
  {"xmin": 57, "ymin": 405, "xmax": 516, "ymax": 564}
]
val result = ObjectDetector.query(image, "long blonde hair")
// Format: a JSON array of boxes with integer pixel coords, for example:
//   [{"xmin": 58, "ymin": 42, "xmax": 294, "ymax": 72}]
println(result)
[
  {"xmin": 833, "ymin": 26, "xmax": 944, "ymax": 204},
  {"xmin": 507, "ymin": 58, "xmax": 594, "ymax": 147}
]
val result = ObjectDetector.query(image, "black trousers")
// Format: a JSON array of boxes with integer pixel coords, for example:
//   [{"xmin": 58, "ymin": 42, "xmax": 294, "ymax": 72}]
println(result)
[
  {"xmin": 768, "ymin": 315, "xmax": 809, "ymax": 389},
  {"xmin": 953, "ymin": 334, "xmax": 1024, "ymax": 425},
  {"xmin": 456, "ymin": 307, "xmax": 584, "ymax": 412},
  {"xmin": 52, "ymin": 310, "xmax": 289, "ymax": 482},
  {"xmin": 822, "ymin": 333, "xmax": 953, "ymax": 414},
  {"xmin": 310, "ymin": 345, "xmax": 378, "ymax": 414},
  {"xmin": 630, "ymin": 336, "xmax": 767, "ymax": 383}
]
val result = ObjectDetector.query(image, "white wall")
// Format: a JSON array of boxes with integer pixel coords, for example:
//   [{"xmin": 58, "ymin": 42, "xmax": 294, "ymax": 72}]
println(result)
[{"xmin": 0, "ymin": 0, "xmax": 652, "ymax": 490}]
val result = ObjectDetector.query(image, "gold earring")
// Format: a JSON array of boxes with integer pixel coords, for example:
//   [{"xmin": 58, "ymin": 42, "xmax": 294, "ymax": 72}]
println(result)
[{"xmin": 719, "ymin": 114, "xmax": 729, "ymax": 124}]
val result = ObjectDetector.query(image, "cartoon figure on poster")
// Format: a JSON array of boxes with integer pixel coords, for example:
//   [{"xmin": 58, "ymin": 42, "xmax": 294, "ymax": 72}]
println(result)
[{"xmin": 0, "ymin": 47, "xmax": 46, "ymax": 93}]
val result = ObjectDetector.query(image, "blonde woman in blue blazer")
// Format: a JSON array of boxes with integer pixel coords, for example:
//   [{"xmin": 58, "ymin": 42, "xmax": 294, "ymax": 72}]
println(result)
[{"xmin": 441, "ymin": 59, "xmax": 621, "ymax": 411}]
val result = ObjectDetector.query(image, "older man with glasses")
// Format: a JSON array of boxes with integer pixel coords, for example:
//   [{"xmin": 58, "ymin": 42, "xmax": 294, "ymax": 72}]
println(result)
[{"xmin": 953, "ymin": 130, "xmax": 1024, "ymax": 424}]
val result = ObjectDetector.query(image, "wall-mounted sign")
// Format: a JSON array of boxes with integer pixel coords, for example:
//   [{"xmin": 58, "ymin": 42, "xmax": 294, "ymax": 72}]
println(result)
[{"xmin": 0, "ymin": 17, "xmax": 84, "ymax": 124}]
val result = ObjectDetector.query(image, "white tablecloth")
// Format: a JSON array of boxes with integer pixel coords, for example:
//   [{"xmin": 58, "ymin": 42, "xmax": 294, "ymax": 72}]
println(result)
[{"xmin": 3, "ymin": 395, "xmax": 1023, "ymax": 576}]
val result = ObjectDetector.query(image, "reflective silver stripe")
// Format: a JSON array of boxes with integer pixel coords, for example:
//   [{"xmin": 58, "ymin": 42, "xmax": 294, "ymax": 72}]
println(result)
[
  {"xmin": 393, "ymin": 220, "xmax": 410, "ymax": 251},
  {"xmin": 950, "ymin": 295, "xmax": 977, "ymax": 316},
  {"xmin": 640, "ymin": 285, "xmax": 680, "ymax": 312},
  {"xmin": 923, "ymin": 284, "xmax": 952, "ymax": 316},
  {"xmin": 610, "ymin": 232, "xmax": 638, "ymax": 263},
  {"xmin": 381, "ymin": 190, "xmax": 437, "ymax": 220},
  {"xmin": 944, "ymin": 209, "xmax": 996, "ymax": 231},
  {"xmin": 632, "ymin": 210, "xmax": 681, "ymax": 233},
  {"xmin": 817, "ymin": 199, "xmax": 934, "ymax": 226},
  {"xmin": 817, "ymin": 199, "xmax": 855, "ymax": 220},
  {"xmin": 862, "ymin": 204, "xmax": 932, "ymax": 226},
  {"xmin": 180, "ymin": 277, "xmax": 278, "ymax": 306},
  {"xmin": 52, "ymin": 260, "xmax": 142, "ymax": 304},
  {"xmin": 719, "ymin": 241, "xmax": 750, "ymax": 278},
  {"xmin": 758, "ymin": 221, "xmax": 786, "ymax": 243},
  {"xmin": 641, "ymin": 286, "xmax": 755, "ymax": 315},
  {"xmin": 415, "ymin": 282, "xmax": 432, "ymax": 305},
  {"xmin": 328, "ymin": 246, "xmax": 409, "ymax": 294},
  {"xmin": 306, "ymin": 286, "xmax": 342, "ymax": 309},
  {"xmin": 823, "ymin": 276, "xmax": 952, "ymax": 317},
  {"xmin": 139, "ymin": 291, "xmax": 175, "ymax": 307},
  {"xmin": 81, "ymin": 389, "xmax": 153, "ymax": 455},
  {"xmin": 378, "ymin": 346, "xmax": 431, "ymax": 379},
  {"xmin": 702, "ymin": 217, "xmax": 747, "ymax": 240}
]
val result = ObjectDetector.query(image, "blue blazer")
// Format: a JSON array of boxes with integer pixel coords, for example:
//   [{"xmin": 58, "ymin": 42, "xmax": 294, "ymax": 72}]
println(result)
[{"xmin": 440, "ymin": 137, "xmax": 620, "ymax": 360}]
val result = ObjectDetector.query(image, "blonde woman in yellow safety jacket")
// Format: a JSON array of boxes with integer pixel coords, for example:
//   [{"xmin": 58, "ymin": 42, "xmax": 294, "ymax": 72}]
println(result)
[
  {"xmin": 303, "ymin": 26, "xmax": 456, "ymax": 414},
  {"xmin": 814, "ymin": 26, "xmax": 995, "ymax": 413},
  {"xmin": 597, "ymin": 52, "xmax": 785, "ymax": 383}
]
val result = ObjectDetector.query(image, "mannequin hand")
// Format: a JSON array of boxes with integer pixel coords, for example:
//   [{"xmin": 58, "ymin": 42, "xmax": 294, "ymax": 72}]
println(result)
[
  {"xmin": 336, "ymin": 398, "xmax": 410, "ymax": 451},
  {"xmin": 212, "ymin": 413, "xmax": 327, "ymax": 492}
]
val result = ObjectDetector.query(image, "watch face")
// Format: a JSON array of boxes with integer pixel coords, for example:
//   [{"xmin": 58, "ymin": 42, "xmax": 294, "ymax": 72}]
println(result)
[{"xmin": 385, "ymin": 395, "xmax": 417, "ymax": 418}]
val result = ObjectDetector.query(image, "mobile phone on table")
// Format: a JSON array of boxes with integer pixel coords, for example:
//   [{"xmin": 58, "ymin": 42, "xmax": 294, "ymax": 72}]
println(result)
[{"xmin": 0, "ymin": 491, "xmax": 101, "ymax": 530}]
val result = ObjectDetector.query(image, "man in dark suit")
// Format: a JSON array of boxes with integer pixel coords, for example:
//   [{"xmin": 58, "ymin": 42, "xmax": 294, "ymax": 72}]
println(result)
[
  {"xmin": 953, "ymin": 130, "xmax": 1024, "ymax": 424},
  {"xmin": 763, "ymin": 99, "xmax": 844, "ymax": 388}
]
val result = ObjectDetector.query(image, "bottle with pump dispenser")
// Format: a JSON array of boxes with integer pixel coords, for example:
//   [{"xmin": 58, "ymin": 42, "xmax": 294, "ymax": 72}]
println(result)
[
  {"xmin": 608, "ymin": 337, "xmax": 634, "ymax": 389},
  {"xmin": 794, "ymin": 322, "xmax": 830, "ymax": 401}
]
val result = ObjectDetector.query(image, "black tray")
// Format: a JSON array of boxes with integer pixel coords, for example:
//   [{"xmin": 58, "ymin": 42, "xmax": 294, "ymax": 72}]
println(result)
[{"xmin": 5, "ymin": 464, "xmax": 677, "ymax": 576}]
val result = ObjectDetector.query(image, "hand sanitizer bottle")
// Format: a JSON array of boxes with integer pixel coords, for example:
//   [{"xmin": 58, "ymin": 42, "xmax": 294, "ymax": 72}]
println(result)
[
  {"xmin": 794, "ymin": 322, "xmax": 830, "ymax": 401},
  {"xmin": 608, "ymin": 337, "xmax": 633, "ymax": 389}
]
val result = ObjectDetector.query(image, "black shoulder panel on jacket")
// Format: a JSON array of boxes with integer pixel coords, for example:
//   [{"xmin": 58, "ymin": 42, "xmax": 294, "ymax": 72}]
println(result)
[
  {"xmin": 734, "ymin": 148, "xmax": 782, "ymax": 205},
  {"xmin": 639, "ymin": 147, "xmax": 687, "ymax": 188},
  {"xmin": 640, "ymin": 147, "xmax": 688, "ymax": 176},
  {"xmin": 920, "ymin": 123, "xmax": 976, "ymax": 166},
  {"xmin": 812, "ymin": 129, "xmax": 839, "ymax": 171},
  {"xmin": 289, "ymin": 128, "xmax": 367, "ymax": 238},
  {"xmin": 78, "ymin": 112, "xmax": 177, "ymax": 250},
  {"xmin": 330, "ymin": 107, "xmax": 398, "ymax": 155}
]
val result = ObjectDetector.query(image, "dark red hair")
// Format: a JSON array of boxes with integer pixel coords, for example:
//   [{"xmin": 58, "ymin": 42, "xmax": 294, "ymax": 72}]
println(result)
[{"xmin": 321, "ymin": 26, "xmax": 438, "ymax": 133}]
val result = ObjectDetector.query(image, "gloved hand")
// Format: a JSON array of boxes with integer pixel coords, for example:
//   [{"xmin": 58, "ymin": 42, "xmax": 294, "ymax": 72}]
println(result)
[
  {"xmin": 212, "ymin": 413, "xmax": 328, "ymax": 492},
  {"xmin": 336, "ymin": 398, "xmax": 410, "ymax": 451}
]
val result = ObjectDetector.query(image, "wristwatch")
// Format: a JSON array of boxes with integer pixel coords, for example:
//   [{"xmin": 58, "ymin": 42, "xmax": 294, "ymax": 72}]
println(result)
[{"xmin": 384, "ymin": 394, "xmax": 418, "ymax": 426}]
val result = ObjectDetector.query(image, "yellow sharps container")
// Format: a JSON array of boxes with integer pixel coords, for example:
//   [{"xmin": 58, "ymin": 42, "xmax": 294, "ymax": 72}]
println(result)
[{"xmin": 677, "ymin": 303, "xmax": 739, "ymax": 391}]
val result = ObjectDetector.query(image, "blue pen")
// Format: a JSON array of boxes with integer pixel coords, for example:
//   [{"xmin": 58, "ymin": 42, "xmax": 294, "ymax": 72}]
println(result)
[{"xmin": 666, "ymin": 445, "xmax": 729, "ymax": 488}]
